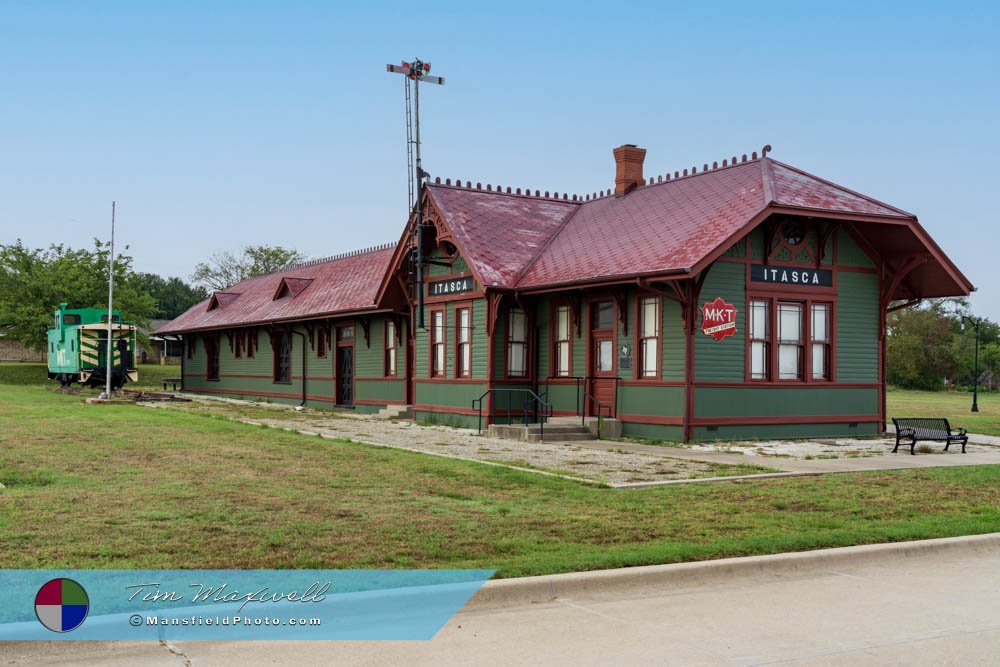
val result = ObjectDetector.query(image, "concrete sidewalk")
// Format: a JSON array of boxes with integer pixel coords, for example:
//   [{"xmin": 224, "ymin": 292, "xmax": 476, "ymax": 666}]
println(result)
[{"xmin": 5, "ymin": 534, "xmax": 998, "ymax": 666}]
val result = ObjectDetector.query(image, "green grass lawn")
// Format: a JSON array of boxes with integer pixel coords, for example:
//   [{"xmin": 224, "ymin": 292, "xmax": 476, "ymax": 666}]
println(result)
[
  {"xmin": 1, "ymin": 384, "xmax": 998, "ymax": 577},
  {"xmin": 0, "ymin": 362, "xmax": 179, "ymax": 391},
  {"xmin": 887, "ymin": 387, "xmax": 1000, "ymax": 437}
]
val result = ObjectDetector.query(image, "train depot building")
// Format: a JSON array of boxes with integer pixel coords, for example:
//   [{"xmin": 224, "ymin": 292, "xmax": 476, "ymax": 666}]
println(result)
[{"xmin": 157, "ymin": 145, "xmax": 972, "ymax": 442}]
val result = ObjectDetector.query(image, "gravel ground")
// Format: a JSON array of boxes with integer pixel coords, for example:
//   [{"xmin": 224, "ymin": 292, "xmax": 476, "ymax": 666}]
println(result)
[
  {"xmin": 688, "ymin": 437, "xmax": 994, "ymax": 459},
  {"xmin": 141, "ymin": 396, "xmax": 771, "ymax": 485}
]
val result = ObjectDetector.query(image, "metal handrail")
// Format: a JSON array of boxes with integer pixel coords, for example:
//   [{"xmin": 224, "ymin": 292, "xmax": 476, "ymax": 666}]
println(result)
[
  {"xmin": 584, "ymin": 375, "xmax": 620, "ymax": 418},
  {"xmin": 473, "ymin": 388, "xmax": 553, "ymax": 438},
  {"xmin": 542, "ymin": 375, "xmax": 583, "ymax": 417},
  {"xmin": 582, "ymin": 391, "xmax": 613, "ymax": 439}
]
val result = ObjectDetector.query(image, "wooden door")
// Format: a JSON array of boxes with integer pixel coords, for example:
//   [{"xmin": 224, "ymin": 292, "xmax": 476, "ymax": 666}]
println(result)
[
  {"xmin": 588, "ymin": 300, "xmax": 616, "ymax": 416},
  {"xmin": 337, "ymin": 345, "xmax": 354, "ymax": 406},
  {"xmin": 336, "ymin": 325, "xmax": 355, "ymax": 406}
]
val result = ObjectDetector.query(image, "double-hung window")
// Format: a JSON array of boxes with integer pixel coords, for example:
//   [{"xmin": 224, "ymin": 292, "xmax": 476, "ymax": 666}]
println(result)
[
  {"xmin": 431, "ymin": 311, "xmax": 445, "ymax": 377},
  {"xmin": 749, "ymin": 294, "xmax": 834, "ymax": 382},
  {"xmin": 316, "ymin": 327, "xmax": 327, "ymax": 359},
  {"xmin": 507, "ymin": 309, "xmax": 528, "ymax": 378},
  {"xmin": 749, "ymin": 299, "xmax": 770, "ymax": 380},
  {"xmin": 456, "ymin": 307, "xmax": 471, "ymax": 377},
  {"xmin": 639, "ymin": 297, "xmax": 659, "ymax": 378},
  {"xmin": 385, "ymin": 320, "xmax": 398, "ymax": 376},
  {"xmin": 777, "ymin": 302, "xmax": 804, "ymax": 380},
  {"xmin": 811, "ymin": 303, "xmax": 831, "ymax": 380},
  {"xmin": 553, "ymin": 306, "xmax": 571, "ymax": 377}
]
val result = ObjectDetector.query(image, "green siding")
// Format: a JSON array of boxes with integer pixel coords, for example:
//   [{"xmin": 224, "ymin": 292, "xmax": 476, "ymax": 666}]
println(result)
[
  {"xmin": 693, "ymin": 422, "xmax": 878, "ymax": 442},
  {"xmin": 617, "ymin": 292, "xmax": 633, "ymax": 380},
  {"xmin": 415, "ymin": 410, "xmax": 480, "ymax": 429},
  {"xmin": 694, "ymin": 261, "xmax": 745, "ymax": 382},
  {"xmin": 663, "ymin": 298, "xmax": 685, "ymax": 381},
  {"xmin": 837, "ymin": 229, "xmax": 875, "ymax": 268},
  {"xmin": 749, "ymin": 227, "xmax": 765, "ymax": 260},
  {"xmin": 414, "ymin": 381, "xmax": 487, "ymax": 409},
  {"xmin": 619, "ymin": 384, "xmax": 683, "ymax": 417},
  {"xmin": 183, "ymin": 317, "xmax": 401, "ymax": 411},
  {"xmin": 695, "ymin": 387, "xmax": 878, "ymax": 418},
  {"xmin": 356, "ymin": 379, "xmax": 405, "ymax": 403},
  {"xmin": 622, "ymin": 422, "xmax": 684, "ymax": 442},
  {"xmin": 837, "ymin": 271, "xmax": 879, "ymax": 382}
]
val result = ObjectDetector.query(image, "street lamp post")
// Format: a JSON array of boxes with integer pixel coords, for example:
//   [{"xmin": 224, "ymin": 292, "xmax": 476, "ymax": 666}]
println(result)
[{"xmin": 963, "ymin": 315, "xmax": 981, "ymax": 413}]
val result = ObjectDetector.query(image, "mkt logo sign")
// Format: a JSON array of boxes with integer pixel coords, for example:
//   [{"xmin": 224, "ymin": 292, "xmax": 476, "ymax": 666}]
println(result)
[{"xmin": 701, "ymin": 298, "xmax": 737, "ymax": 341}]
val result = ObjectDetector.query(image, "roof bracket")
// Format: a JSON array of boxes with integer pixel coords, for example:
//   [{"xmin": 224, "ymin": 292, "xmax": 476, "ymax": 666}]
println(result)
[
  {"xmin": 613, "ymin": 288, "xmax": 628, "ymax": 336},
  {"xmin": 357, "ymin": 316, "xmax": 371, "ymax": 348}
]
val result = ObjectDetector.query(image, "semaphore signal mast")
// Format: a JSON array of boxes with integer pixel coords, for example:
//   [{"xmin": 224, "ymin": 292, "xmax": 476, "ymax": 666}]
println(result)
[{"xmin": 386, "ymin": 58, "xmax": 445, "ymax": 330}]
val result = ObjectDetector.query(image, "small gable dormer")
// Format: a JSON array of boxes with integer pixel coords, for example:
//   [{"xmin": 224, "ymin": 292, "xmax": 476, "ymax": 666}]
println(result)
[
  {"xmin": 273, "ymin": 277, "xmax": 314, "ymax": 300},
  {"xmin": 207, "ymin": 291, "xmax": 241, "ymax": 311}
]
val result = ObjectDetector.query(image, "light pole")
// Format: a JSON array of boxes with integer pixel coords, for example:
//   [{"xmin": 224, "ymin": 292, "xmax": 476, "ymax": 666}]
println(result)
[{"xmin": 963, "ymin": 315, "xmax": 981, "ymax": 413}]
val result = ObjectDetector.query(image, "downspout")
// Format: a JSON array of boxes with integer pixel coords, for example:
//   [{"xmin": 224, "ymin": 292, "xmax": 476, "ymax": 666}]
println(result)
[
  {"xmin": 291, "ymin": 327, "xmax": 307, "ymax": 407},
  {"xmin": 179, "ymin": 335, "xmax": 185, "ymax": 391}
]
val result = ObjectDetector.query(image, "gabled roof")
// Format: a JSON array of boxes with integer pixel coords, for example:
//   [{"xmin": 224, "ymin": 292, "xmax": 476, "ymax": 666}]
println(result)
[
  {"xmin": 207, "ymin": 291, "xmax": 241, "ymax": 311},
  {"xmin": 426, "ymin": 185, "xmax": 579, "ymax": 288},
  {"xmin": 273, "ymin": 276, "xmax": 314, "ymax": 300},
  {"xmin": 156, "ymin": 245, "xmax": 394, "ymax": 335},
  {"xmin": 420, "ymin": 154, "xmax": 972, "ymax": 299}
]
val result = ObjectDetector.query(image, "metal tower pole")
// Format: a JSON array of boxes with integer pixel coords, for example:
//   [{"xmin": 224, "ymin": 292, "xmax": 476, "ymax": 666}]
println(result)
[
  {"xmin": 104, "ymin": 201, "xmax": 116, "ymax": 399},
  {"xmin": 386, "ymin": 59, "xmax": 444, "ymax": 331},
  {"xmin": 414, "ymin": 74, "xmax": 425, "ymax": 330}
]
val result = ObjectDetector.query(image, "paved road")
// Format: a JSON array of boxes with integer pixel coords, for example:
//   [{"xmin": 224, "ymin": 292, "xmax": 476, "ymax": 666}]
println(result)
[{"xmin": 4, "ymin": 539, "xmax": 998, "ymax": 666}]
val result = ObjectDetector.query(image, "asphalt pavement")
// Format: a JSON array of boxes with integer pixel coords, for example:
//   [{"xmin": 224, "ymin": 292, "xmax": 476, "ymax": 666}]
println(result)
[{"xmin": 3, "ymin": 534, "xmax": 998, "ymax": 666}]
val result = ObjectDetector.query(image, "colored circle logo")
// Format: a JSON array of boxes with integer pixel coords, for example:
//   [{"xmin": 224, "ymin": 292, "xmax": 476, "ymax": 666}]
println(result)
[{"xmin": 35, "ymin": 578, "xmax": 89, "ymax": 633}]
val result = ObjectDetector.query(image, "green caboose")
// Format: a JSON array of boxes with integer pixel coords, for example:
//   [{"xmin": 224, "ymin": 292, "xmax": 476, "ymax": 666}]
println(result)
[{"xmin": 47, "ymin": 303, "xmax": 138, "ymax": 389}]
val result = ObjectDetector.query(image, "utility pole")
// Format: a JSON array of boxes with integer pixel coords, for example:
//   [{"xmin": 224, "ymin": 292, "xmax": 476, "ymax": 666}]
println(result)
[
  {"xmin": 386, "ymin": 59, "xmax": 445, "ymax": 330},
  {"xmin": 102, "ymin": 201, "xmax": 116, "ymax": 399},
  {"xmin": 963, "ymin": 315, "xmax": 981, "ymax": 413}
]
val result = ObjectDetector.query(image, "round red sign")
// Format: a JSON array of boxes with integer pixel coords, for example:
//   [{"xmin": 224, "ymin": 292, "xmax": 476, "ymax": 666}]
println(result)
[{"xmin": 701, "ymin": 297, "xmax": 737, "ymax": 341}]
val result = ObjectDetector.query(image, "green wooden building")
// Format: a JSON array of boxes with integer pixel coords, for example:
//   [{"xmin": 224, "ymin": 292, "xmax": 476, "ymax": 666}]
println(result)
[{"xmin": 157, "ymin": 145, "xmax": 972, "ymax": 441}]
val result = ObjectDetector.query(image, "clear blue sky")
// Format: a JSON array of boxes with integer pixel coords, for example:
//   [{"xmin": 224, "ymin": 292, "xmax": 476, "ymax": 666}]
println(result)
[{"xmin": 2, "ymin": 2, "xmax": 998, "ymax": 317}]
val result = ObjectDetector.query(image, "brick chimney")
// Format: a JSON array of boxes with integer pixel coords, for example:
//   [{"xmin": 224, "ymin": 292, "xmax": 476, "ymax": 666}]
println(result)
[{"xmin": 613, "ymin": 144, "xmax": 646, "ymax": 196}]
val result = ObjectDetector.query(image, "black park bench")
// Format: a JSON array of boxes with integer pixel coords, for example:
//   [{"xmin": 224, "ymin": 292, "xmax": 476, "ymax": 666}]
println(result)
[
  {"xmin": 162, "ymin": 378, "xmax": 182, "ymax": 391},
  {"xmin": 891, "ymin": 417, "xmax": 967, "ymax": 455}
]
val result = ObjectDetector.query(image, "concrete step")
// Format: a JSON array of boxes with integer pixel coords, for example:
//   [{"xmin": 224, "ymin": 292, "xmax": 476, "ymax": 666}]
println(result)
[
  {"xmin": 525, "ymin": 432, "xmax": 595, "ymax": 443},
  {"xmin": 488, "ymin": 422, "xmax": 594, "ymax": 442},
  {"xmin": 378, "ymin": 404, "xmax": 414, "ymax": 420},
  {"xmin": 523, "ymin": 424, "xmax": 592, "ymax": 434}
]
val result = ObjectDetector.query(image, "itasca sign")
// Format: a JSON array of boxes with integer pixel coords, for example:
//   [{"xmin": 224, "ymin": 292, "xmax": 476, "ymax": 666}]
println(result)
[
  {"xmin": 750, "ymin": 265, "xmax": 833, "ymax": 287},
  {"xmin": 428, "ymin": 277, "xmax": 474, "ymax": 297}
]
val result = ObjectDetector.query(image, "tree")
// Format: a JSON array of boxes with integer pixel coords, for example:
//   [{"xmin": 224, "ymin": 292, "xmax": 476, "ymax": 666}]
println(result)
[
  {"xmin": 190, "ymin": 245, "xmax": 306, "ymax": 291},
  {"xmin": 0, "ymin": 239, "xmax": 157, "ymax": 350},
  {"xmin": 886, "ymin": 300, "xmax": 960, "ymax": 390},
  {"xmin": 133, "ymin": 273, "xmax": 208, "ymax": 319}
]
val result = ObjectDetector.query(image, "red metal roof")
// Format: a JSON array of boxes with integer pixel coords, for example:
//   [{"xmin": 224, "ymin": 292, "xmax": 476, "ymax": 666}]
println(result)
[
  {"xmin": 426, "ymin": 156, "xmax": 971, "ymax": 298},
  {"xmin": 156, "ymin": 246, "xmax": 394, "ymax": 334},
  {"xmin": 159, "ymin": 152, "xmax": 972, "ymax": 336},
  {"xmin": 516, "ymin": 160, "xmax": 766, "ymax": 288},
  {"xmin": 426, "ymin": 185, "xmax": 578, "ymax": 288},
  {"xmin": 766, "ymin": 160, "xmax": 912, "ymax": 218}
]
